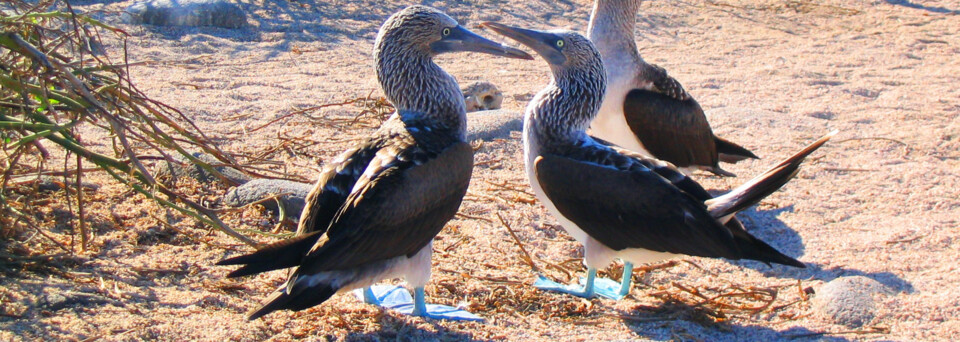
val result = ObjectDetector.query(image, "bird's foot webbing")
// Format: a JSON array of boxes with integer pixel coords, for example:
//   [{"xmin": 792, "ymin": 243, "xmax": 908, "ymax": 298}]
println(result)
[
  {"xmin": 353, "ymin": 285, "xmax": 410, "ymax": 307},
  {"xmin": 353, "ymin": 285, "xmax": 483, "ymax": 321},
  {"xmin": 533, "ymin": 267, "xmax": 628, "ymax": 300}
]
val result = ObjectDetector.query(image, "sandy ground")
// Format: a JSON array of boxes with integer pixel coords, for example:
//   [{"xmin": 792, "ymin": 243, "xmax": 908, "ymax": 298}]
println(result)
[{"xmin": 2, "ymin": 0, "xmax": 959, "ymax": 340}]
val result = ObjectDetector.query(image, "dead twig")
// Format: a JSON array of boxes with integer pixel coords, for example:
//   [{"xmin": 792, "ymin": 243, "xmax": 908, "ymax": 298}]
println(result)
[
  {"xmin": 823, "ymin": 167, "xmax": 878, "ymax": 173},
  {"xmin": 785, "ymin": 326, "xmax": 890, "ymax": 339},
  {"xmin": 885, "ymin": 234, "xmax": 927, "ymax": 245},
  {"xmin": 455, "ymin": 212, "xmax": 493, "ymax": 223},
  {"xmin": 496, "ymin": 212, "xmax": 540, "ymax": 273}
]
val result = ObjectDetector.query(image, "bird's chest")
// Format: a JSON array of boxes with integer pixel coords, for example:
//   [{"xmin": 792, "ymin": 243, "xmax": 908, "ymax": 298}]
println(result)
[{"xmin": 590, "ymin": 79, "xmax": 654, "ymax": 156}]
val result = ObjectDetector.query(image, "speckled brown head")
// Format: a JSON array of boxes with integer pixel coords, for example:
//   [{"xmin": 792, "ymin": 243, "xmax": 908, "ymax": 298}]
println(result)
[
  {"xmin": 372, "ymin": 7, "xmax": 531, "ymax": 136},
  {"xmin": 482, "ymin": 22, "xmax": 606, "ymax": 139}
]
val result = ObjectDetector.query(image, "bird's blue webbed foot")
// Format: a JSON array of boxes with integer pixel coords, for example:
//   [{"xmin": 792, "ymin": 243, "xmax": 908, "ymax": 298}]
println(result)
[
  {"xmin": 353, "ymin": 285, "xmax": 412, "ymax": 308},
  {"xmin": 393, "ymin": 287, "xmax": 483, "ymax": 321},
  {"xmin": 533, "ymin": 264, "xmax": 633, "ymax": 300}
]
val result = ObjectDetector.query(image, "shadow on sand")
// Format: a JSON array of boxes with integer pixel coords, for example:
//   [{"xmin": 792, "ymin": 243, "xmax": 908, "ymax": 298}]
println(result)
[
  {"xmin": 345, "ymin": 315, "xmax": 493, "ymax": 342},
  {"xmin": 729, "ymin": 205, "xmax": 914, "ymax": 293},
  {"xmin": 619, "ymin": 310, "xmax": 859, "ymax": 341},
  {"xmin": 884, "ymin": 0, "xmax": 960, "ymax": 14}
]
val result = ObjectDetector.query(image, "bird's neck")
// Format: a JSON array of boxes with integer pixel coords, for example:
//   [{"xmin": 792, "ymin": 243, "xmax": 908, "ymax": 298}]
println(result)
[
  {"xmin": 526, "ymin": 70, "xmax": 606, "ymax": 149},
  {"xmin": 376, "ymin": 49, "xmax": 466, "ymax": 139},
  {"xmin": 588, "ymin": 0, "xmax": 644, "ymax": 82}
]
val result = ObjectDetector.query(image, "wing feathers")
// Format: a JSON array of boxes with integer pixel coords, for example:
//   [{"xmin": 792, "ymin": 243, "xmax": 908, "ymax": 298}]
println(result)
[{"xmin": 707, "ymin": 131, "xmax": 836, "ymax": 219}]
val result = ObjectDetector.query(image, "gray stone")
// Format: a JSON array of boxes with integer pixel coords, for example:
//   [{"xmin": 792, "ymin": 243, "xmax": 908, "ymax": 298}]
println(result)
[
  {"xmin": 123, "ymin": 0, "xmax": 248, "ymax": 28},
  {"xmin": 154, "ymin": 152, "xmax": 251, "ymax": 185},
  {"xmin": 466, "ymin": 109, "xmax": 522, "ymax": 141},
  {"xmin": 462, "ymin": 81, "xmax": 503, "ymax": 112},
  {"xmin": 813, "ymin": 276, "xmax": 890, "ymax": 327},
  {"xmin": 36, "ymin": 175, "xmax": 100, "ymax": 192},
  {"xmin": 40, "ymin": 291, "xmax": 117, "ymax": 311},
  {"xmin": 223, "ymin": 179, "xmax": 313, "ymax": 219}
]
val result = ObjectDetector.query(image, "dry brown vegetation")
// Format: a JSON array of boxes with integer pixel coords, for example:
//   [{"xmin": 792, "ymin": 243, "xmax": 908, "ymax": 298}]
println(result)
[{"xmin": 2, "ymin": 0, "xmax": 958, "ymax": 341}]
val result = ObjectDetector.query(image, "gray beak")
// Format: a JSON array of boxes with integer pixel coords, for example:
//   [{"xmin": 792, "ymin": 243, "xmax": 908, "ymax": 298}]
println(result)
[
  {"xmin": 430, "ymin": 25, "xmax": 533, "ymax": 60},
  {"xmin": 480, "ymin": 22, "xmax": 566, "ymax": 65}
]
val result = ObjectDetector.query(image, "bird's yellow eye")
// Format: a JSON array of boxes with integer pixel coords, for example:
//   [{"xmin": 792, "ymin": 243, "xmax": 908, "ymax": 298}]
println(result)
[
  {"xmin": 442, "ymin": 28, "xmax": 451, "ymax": 36},
  {"xmin": 556, "ymin": 40, "xmax": 565, "ymax": 48}
]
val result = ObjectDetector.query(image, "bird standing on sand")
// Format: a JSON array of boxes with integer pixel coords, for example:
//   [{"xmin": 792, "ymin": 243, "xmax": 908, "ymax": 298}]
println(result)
[
  {"xmin": 588, "ymin": 0, "xmax": 757, "ymax": 177},
  {"xmin": 483, "ymin": 22, "xmax": 831, "ymax": 300},
  {"xmin": 217, "ymin": 6, "xmax": 531, "ymax": 320}
]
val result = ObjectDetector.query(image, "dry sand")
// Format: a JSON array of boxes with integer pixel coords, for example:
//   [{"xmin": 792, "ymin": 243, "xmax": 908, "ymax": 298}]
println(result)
[{"xmin": 2, "ymin": 0, "xmax": 959, "ymax": 341}]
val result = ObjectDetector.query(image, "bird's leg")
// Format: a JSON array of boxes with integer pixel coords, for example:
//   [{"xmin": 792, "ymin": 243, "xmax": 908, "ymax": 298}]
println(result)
[
  {"xmin": 362, "ymin": 287, "xmax": 380, "ymax": 305},
  {"xmin": 393, "ymin": 285, "xmax": 482, "ymax": 321},
  {"xmin": 619, "ymin": 262, "xmax": 633, "ymax": 297},
  {"xmin": 412, "ymin": 286, "xmax": 427, "ymax": 317},
  {"xmin": 582, "ymin": 267, "xmax": 597, "ymax": 298},
  {"xmin": 532, "ymin": 268, "xmax": 606, "ymax": 299}
]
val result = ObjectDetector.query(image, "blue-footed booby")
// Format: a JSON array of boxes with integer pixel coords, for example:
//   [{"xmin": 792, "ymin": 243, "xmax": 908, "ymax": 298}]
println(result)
[
  {"xmin": 587, "ymin": 0, "xmax": 757, "ymax": 177},
  {"xmin": 217, "ymin": 6, "xmax": 531, "ymax": 321},
  {"xmin": 483, "ymin": 22, "xmax": 831, "ymax": 300}
]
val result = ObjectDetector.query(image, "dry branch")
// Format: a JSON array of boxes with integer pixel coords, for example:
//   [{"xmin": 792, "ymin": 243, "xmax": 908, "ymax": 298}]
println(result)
[{"xmin": 1, "ymin": 0, "xmax": 263, "ymax": 254}]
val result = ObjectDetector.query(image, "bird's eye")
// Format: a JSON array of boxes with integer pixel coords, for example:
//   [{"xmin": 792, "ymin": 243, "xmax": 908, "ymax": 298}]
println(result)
[
  {"xmin": 556, "ymin": 39, "xmax": 565, "ymax": 48},
  {"xmin": 442, "ymin": 28, "xmax": 451, "ymax": 36}
]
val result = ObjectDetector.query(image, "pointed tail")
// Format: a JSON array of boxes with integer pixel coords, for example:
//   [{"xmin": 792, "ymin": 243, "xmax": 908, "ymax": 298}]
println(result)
[
  {"xmin": 715, "ymin": 136, "xmax": 760, "ymax": 163},
  {"xmin": 246, "ymin": 282, "xmax": 337, "ymax": 320},
  {"xmin": 217, "ymin": 231, "xmax": 323, "ymax": 278},
  {"xmin": 707, "ymin": 131, "xmax": 836, "ymax": 220},
  {"xmin": 725, "ymin": 219, "xmax": 806, "ymax": 268}
]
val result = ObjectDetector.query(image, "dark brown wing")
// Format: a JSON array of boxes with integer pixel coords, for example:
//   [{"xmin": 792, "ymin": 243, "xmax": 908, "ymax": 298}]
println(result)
[
  {"xmin": 296, "ymin": 143, "xmax": 382, "ymax": 237},
  {"xmin": 534, "ymin": 153, "xmax": 739, "ymax": 258},
  {"xmin": 593, "ymin": 138, "xmax": 714, "ymax": 201},
  {"xmin": 622, "ymin": 88, "xmax": 719, "ymax": 170},
  {"xmin": 293, "ymin": 141, "xmax": 473, "ymax": 274}
]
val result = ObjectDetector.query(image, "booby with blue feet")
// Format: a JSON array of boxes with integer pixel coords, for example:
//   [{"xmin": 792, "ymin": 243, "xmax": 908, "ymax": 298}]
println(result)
[
  {"xmin": 217, "ymin": 6, "xmax": 532, "ymax": 321},
  {"xmin": 483, "ymin": 22, "xmax": 831, "ymax": 300},
  {"xmin": 588, "ymin": 0, "xmax": 757, "ymax": 177}
]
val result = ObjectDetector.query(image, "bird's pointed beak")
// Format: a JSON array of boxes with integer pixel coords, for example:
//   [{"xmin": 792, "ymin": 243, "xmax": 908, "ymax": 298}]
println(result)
[
  {"xmin": 431, "ymin": 25, "xmax": 533, "ymax": 60},
  {"xmin": 480, "ymin": 22, "xmax": 566, "ymax": 65}
]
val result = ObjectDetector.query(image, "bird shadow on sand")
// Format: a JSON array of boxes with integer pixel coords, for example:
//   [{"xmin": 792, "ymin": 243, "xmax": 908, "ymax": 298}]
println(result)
[
  {"xmin": 613, "ymin": 302, "xmax": 856, "ymax": 341},
  {"xmin": 728, "ymin": 205, "xmax": 914, "ymax": 293},
  {"xmin": 344, "ymin": 316, "xmax": 493, "ymax": 342},
  {"xmin": 884, "ymin": 0, "xmax": 960, "ymax": 14}
]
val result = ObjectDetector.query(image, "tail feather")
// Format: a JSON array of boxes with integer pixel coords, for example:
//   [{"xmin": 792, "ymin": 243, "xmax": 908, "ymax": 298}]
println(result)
[
  {"xmin": 715, "ymin": 136, "xmax": 759, "ymax": 163},
  {"xmin": 707, "ymin": 131, "xmax": 836, "ymax": 219},
  {"xmin": 217, "ymin": 231, "xmax": 323, "ymax": 278},
  {"xmin": 725, "ymin": 219, "xmax": 805, "ymax": 268},
  {"xmin": 246, "ymin": 283, "xmax": 337, "ymax": 320}
]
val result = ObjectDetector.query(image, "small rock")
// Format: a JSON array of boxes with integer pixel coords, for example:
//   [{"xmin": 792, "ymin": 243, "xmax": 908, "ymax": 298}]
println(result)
[
  {"xmin": 807, "ymin": 111, "xmax": 836, "ymax": 120},
  {"xmin": 223, "ymin": 179, "xmax": 313, "ymax": 219},
  {"xmin": 123, "ymin": 0, "xmax": 248, "ymax": 28},
  {"xmin": 466, "ymin": 109, "xmax": 522, "ymax": 141},
  {"xmin": 462, "ymin": 81, "xmax": 503, "ymax": 112},
  {"xmin": 154, "ymin": 152, "xmax": 251, "ymax": 185},
  {"xmin": 36, "ymin": 175, "xmax": 100, "ymax": 192},
  {"xmin": 40, "ymin": 291, "xmax": 116, "ymax": 311},
  {"xmin": 813, "ymin": 276, "xmax": 890, "ymax": 327}
]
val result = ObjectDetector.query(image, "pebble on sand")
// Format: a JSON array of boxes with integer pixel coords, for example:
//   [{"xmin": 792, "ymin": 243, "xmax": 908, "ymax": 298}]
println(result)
[
  {"xmin": 813, "ymin": 276, "xmax": 891, "ymax": 327},
  {"xmin": 123, "ymin": 0, "xmax": 248, "ymax": 28}
]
